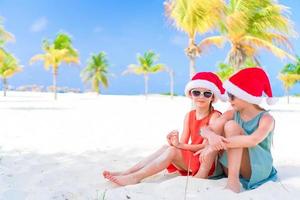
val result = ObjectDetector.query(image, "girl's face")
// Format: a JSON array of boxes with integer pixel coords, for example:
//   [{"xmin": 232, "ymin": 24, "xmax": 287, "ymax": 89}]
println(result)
[
  {"xmin": 227, "ymin": 93, "xmax": 249, "ymax": 111},
  {"xmin": 190, "ymin": 87, "xmax": 214, "ymax": 108}
]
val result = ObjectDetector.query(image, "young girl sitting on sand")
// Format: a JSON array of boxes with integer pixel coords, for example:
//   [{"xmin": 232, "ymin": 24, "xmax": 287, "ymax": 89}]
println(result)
[
  {"xmin": 103, "ymin": 72, "xmax": 227, "ymax": 186},
  {"xmin": 196, "ymin": 67, "xmax": 277, "ymax": 193}
]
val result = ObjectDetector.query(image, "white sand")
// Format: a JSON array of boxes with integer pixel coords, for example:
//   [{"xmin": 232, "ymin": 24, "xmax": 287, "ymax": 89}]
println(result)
[{"xmin": 0, "ymin": 92, "xmax": 299, "ymax": 199}]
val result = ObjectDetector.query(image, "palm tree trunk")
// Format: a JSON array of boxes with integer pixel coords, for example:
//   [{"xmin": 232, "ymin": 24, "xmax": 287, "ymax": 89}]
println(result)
[
  {"xmin": 144, "ymin": 74, "xmax": 149, "ymax": 98},
  {"xmin": 253, "ymin": 56, "xmax": 261, "ymax": 67},
  {"xmin": 3, "ymin": 78, "xmax": 7, "ymax": 97},
  {"xmin": 53, "ymin": 69, "xmax": 58, "ymax": 100},
  {"xmin": 187, "ymin": 37, "xmax": 197, "ymax": 79},
  {"xmin": 229, "ymin": 43, "xmax": 245, "ymax": 71},
  {"xmin": 189, "ymin": 57, "xmax": 196, "ymax": 79},
  {"xmin": 92, "ymin": 78, "xmax": 100, "ymax": 95},
  {"xmin": 287, "ymin": 89, "xmax": 290, "ymax": 104}
]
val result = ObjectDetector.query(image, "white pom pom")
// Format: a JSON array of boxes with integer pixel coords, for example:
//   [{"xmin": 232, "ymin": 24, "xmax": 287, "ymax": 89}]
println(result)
[
  {"xmin": 222, "ymin": 93, "xmax": 229, "ymax": 102},
  {"xmin": 266, "ymin": 97, "xmax": 278, "ymax": 105}
]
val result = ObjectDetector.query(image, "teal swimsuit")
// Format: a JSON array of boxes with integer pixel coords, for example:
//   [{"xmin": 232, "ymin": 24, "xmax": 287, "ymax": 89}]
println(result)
[{"xmin": 219, "ymin": 111, "xmax": 277, "ymax": 190}]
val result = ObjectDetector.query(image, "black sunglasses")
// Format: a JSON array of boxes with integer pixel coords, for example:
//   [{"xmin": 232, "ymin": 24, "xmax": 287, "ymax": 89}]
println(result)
[
  {"xmin": 227, "ymin": 93, "xmax": 235, "ymax": 101},
  {"xmin": 191, "ymin": 90, "xmax": 213, "ymax": 98}
]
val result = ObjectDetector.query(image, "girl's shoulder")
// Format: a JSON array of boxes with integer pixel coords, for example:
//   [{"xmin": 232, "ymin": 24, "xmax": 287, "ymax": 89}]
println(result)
[
  {"xmin": 184, "ymin": 109, "xmax": 196, "ymax": 121},
  {"xmin": 260, "ymin": 112, "xmax": 275, "ymax": 123},
  {"xmin": 212, "ymin": 109, "xmax": 222, "ymax": 115},
  {"xmin": 209, "ymin": 109, "xmax": 222, "ymax": 119},
  {"xmin": 257, "ymin": 112, "xmax": 275, "ymax": 132},
  {"xmin": 187, "ymin": 109, "xmax": 196, "ymax": 116},
  {"xmin": 222, "ymin": 109, "xmax": 235, "ymax": 120},
  {"xmin": 208, "ymin": 110, "xmax": 222, "ymax": 124}
]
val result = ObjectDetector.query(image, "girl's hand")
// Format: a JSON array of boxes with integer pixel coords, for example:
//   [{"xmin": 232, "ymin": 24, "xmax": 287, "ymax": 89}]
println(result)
[
  {"xmin": 207, "ymin": 134, "xmax": 229, "ymax": 151},
  {"xmin": 167, "ymin": 130, "xmax": 179, "ymax": 146},
  {"xmin": 170, "ymin": 132, "xmax": 179, "ymax": 147},
  {"xmin": 194, "ymin": 145, "xmax": 214, "ymax": 163}
]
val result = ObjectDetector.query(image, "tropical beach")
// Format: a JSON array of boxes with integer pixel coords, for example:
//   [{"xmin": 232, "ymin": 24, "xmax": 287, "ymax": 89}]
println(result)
[
  {"xmin": 0, "ymin": 92, "xmax": 299, "ymax": 199},
  {"xmin": 0, "ymin": 0, "xmax": 300, "ymax": 199}
]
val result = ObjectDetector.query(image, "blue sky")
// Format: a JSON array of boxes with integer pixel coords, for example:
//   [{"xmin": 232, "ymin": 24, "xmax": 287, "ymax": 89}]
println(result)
[{"xmin": 0, "ymin": 0, "xmax": 299, "ymax": 96}]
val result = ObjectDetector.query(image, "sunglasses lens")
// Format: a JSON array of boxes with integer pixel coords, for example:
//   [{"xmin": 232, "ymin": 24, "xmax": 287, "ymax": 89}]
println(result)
[
  {"xmin": 191, "ymin": 90, "xmax": 213, "ymax": 98},
  {"xmin": 228, "ymin": 93, "xmax": 235, "ymax": 100},
  {"xmin": 203, "ymin": 92, "xmax": 213, "ymax": 98},
  {"xmin": 191, "ymin": 90, "xmax": 201, "ymax": 97}
]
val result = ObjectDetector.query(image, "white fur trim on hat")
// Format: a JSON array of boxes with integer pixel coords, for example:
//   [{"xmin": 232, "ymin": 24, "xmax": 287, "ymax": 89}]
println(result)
[
  {"xmin": 185, "ymin": 80, "xmax": 227, "ymax": 101},
  {"xmin": 224, "ymin": 80, "xmax": 262, "ymax": 104}
]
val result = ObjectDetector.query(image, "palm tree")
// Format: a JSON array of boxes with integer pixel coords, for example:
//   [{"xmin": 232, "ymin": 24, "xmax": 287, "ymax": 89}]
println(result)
[
  {"xmin": 279, "ymin": 74, "xmax": 300, "ymax": 104},
  {"xmin": 198, "ymin": 0, "xmax": 297, "ymax": 70},
  {"xmin": 0, "ymin": 17, "xmax": 15, "ymax": 46},
  {"xmin": 164, "ymin": 0, "xmax": 225, "ymax": 78},
  {"xmin": 81, "ymin": 52, "xmax": 109, "ymax": 94},
  {"xmin": 279, "ymin": 56, "xmax": 300, "ymax": 103},
  {"xmin": 216, "ymin": 58, "xmax": 257, "ymax": 81},
  {"xmin": 164, "ymin": 66, "xmax": 175, "ymax": 98},
  {"xmin": 123, "ymin": 50, "xmax": 165, "ymax": 97},
  {"xmin": 216, "ymin": 62, "xmax": 234, "ymax": 81},
  {"xmin": 281, "ymin": 56, "xmax": 300, "ymax": 74},
  {"xmin": 0, "ymin": 49, "xmax": 22, "ymax": 96},
  {"xmin": 30, "ymin": 33, "xmax": 79, "ymax": 100}
]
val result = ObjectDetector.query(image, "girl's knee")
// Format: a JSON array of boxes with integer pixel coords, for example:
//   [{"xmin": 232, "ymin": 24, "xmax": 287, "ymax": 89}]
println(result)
[
  {"xmin": 167, "ymin": 146, "xmax": 178, "ymax": 157},
  {"xmin": 224, "ymin": 120, "xmax": 242, "ymax": 137}
]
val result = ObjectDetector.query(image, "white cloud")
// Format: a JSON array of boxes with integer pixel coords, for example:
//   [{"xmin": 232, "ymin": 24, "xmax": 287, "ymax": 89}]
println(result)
[
  {"xmin": 30, "ymin": 17, "xmax": 48, "ymax": 32},
  {"xmin": 170, "ymin": 35, "xmax": 187, "ymax": 47}
]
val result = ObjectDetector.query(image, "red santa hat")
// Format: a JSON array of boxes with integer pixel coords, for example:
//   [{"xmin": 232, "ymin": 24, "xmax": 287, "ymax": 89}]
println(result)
[
  {"xmin": 185, "ymin": 72, "xmax": 227, "ymax": 102},
  {"xmin": 223, "ymin": 67, "xmax": 277, "ymax": 105}
]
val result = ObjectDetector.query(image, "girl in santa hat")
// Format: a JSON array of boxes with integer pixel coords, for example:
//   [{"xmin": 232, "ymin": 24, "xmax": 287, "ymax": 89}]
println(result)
[
  {"xmin": 102, "ymin": 72, "xmax": 227, "ymax": 186},
  {"xmin": 197, "ymin": 67, "xmax": 277, "ymax": 193}
]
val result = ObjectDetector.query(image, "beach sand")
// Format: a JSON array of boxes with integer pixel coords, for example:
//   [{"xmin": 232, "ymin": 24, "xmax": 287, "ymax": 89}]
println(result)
[{"xmin": 0, "ymin": 92, "xmax": 299, "ymax": 199}]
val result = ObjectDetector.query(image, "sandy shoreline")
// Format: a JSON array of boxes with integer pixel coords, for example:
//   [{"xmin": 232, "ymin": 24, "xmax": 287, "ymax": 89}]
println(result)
[{"xmin": 0, "ymin": 92, "xmax": 299, "ymax": 199}]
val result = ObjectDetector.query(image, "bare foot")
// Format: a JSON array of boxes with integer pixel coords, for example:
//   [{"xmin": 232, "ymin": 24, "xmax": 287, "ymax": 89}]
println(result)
[
  {"xmin": 224, "ymin": 181, "xmax": 241, "ymax": 193},
  {"xmin": 102, "ymin": 170, "xmax": 125, "ymax": 178},
  {"xmin": 107, "ymin": 174, "xmax": 140, "ymax": 186}
]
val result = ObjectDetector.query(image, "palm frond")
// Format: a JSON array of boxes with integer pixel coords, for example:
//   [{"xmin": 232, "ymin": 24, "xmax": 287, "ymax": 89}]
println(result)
[
  {"xmin": 0, "ymin": 19, "xmax": 15, "ymax": 45},
  {"xmin": 166, "ymin": 0, "xmax": 224, "ymax": 36},
  {"xmin": 198, "ymin": 36, "xmax": 226, "ymax": 50},
  {"xmin": 99, "ymin": 73, "xmax": 108, "ymax": 88},
  {"xmin": 148, "ymin": 64, "xmax": 165, "ymax": 73},
  {"xmin": 242, "ymin": 35, "xmax": 296, "ymax": 61},
  {"xmin": 30, "ymin": 54, "xmax": 46, "ymax": 64},
  {"xmin": 81, "ymin": 52, "xmax": 109, "ymax": 91},
  {"xmin": 62, "ymin": 56, "xmax": 80, "ymax": 64},
  {"xmin": 216, "ymin": 62, "xmax": 234, "ymax": 81},
  {"xmin": 0, "ymin": 51, "xmax": 22, "ymax": 78},
  {"xmin": 125, "ymin": 50, "xmax": 166, "ymax": 76},
  {"xmin": 278, "ymin": 73, "xmax": 300, "ymax": 90}
]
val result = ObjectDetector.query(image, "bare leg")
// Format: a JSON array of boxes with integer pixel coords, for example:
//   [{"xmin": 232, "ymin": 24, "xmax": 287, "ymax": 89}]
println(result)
[
  {"xmin": 108, "ymin": 146, "xmax": 187, "ymax": 186},
  {"xmin": 210, "ymin": 117, "xmax": 228, "ymax": 136},
  {"xmin": 103, "ymin": 145, "xmax": 169, "ymax": 178},
  {"xmin": 223, "ymin": 120, "xmax": 251, "ymax": 193},
  {"xmin": 194, "ymin": 150, "xmax": 218, "ymax": 178},
  {"xmin": 195, "ymin": 118, "xmax": 228, "ymax": 178}
]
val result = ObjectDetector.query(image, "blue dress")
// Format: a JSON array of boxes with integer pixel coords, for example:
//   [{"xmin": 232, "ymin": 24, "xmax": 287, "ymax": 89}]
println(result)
[{"xmin": 219, "ymin": 111, "xmax": 277, "ymax": 190}]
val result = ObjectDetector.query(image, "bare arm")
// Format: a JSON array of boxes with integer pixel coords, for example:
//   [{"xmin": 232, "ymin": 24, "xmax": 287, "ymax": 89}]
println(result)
[
  {"xmin": 198, "ymin": 110, "xmax": 234, "ymax": 150},
  {"xmin": 180, "ymin": 112, "xmax": 191, "ymax": 144},
  {"xmin": 201, "ymin": 110, "xmax": 234, "ymax": 138},
  {"xmin": 175, "ymin": 112, "xmax": 221, "ymax": 152},
  {"xmin": 168, "ymin": 112, "xmax": 191, "ymax": 148},
  {"xmin": 225, "ymin": 114, "xmax": 275, "ymax": 148},
  {"xmin": 176, "ymin": 142, "xmax": 206, "ymax": 152},
  {"xmin": 171, "ymin": 112, "xmax": 204, "ymax": 152}
]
